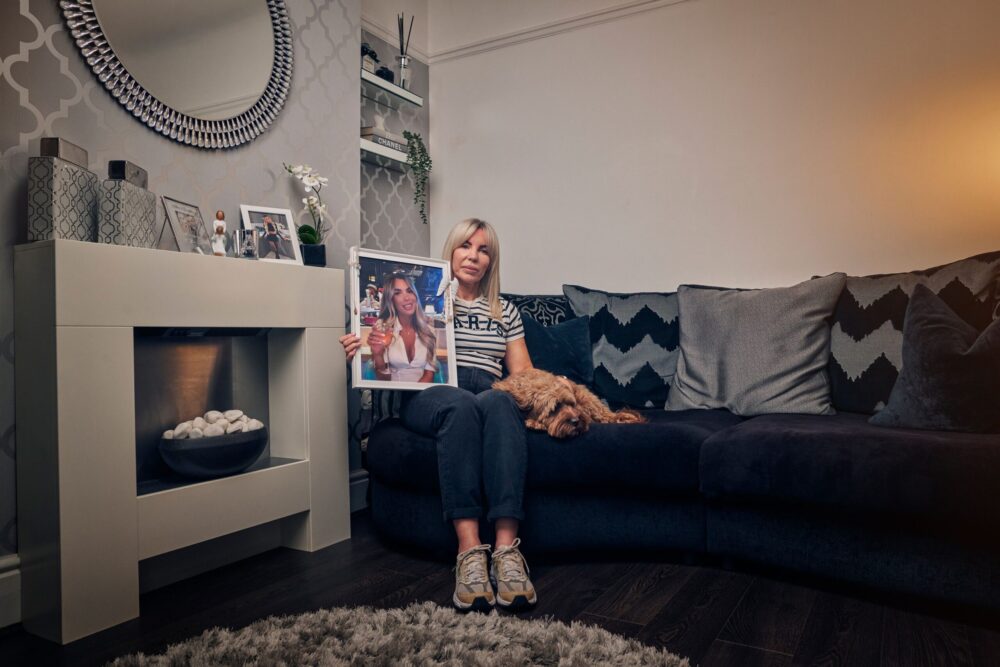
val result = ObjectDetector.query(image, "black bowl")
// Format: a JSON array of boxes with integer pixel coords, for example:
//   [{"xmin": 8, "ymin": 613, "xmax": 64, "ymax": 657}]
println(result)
[{"xmin": 159, "ymin": 427, "xmax": 269, "ymax": 479}]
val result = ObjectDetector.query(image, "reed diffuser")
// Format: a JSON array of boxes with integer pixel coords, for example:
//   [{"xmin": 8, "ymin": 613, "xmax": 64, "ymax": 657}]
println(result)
[{"xmin": 396, "ymin": 13, "xmax": 414, "ymax": 90}]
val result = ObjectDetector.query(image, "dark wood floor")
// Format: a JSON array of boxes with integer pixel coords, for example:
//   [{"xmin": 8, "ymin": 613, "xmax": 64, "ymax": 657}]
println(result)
[{"xmin": 2, "ymin": 510, "xmax": 998, "ymax": 666}]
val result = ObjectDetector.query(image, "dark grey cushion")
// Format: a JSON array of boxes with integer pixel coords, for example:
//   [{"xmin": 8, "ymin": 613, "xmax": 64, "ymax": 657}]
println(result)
[
  {"xmin": 522, "ymin": 315, "xmax": 594, "ymax": 387},
  {"xmin": 869, "ymin": 284, "xmax": 1000, "ymax": 433},
  {"xmin": 828, "ymin": 250, "xmax": 1000, "ymax": 414},
  {"xmin": 666, "ymin": 274, "xmax": 846, "ymax": 416},
  {"xmin": 562, "ymin": 284, "xmax": 679, "ymax": 409},
  {"xmin": 501, "ymin": 293, "xmax": 575, "ymax": 327}
]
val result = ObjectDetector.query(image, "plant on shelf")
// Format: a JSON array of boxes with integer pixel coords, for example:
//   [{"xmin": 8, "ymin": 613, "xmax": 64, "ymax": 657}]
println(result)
[
  {"xmin": 402, "ymin": 131, "xmax": 431, "ymax": 225},
  {"xmin": 284, "ymin": 163, "xmax": 330, "ymax": 266}
]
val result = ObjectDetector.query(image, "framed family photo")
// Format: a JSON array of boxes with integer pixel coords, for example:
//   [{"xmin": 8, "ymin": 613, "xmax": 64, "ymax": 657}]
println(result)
[
  {"xmin": 349, "ymin": 247, "xmax": 457, "ymax": 391},
  {"xmin": 161, "ymin": 196, "xmax": 212, "ymax": 254},
  {"xmin": 240, "ymin": 205, "xmax": 302, "ymax": 264}
]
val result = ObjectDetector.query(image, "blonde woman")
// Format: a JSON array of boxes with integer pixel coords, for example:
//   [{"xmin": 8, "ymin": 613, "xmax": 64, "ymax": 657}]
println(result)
[
  {"xmin": 341, "ymin": 219, "xmax": 536, "ymax": 612},
  {"xmin": 368, "ymin": 272, "xmax": 438, "ymax": 383}
]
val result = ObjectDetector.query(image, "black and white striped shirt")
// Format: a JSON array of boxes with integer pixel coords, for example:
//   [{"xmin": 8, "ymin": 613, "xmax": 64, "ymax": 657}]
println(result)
[{"xmin": 453, "ymin": 296, "xmax": 524, "ymax": 378}]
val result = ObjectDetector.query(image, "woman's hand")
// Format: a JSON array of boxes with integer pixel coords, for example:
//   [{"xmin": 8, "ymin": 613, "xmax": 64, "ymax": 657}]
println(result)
[
  {"xmin": 339, "ymin": 333, "xmax": 362, "ymax": 363},
  {"xmin": 368, "ymin": 326, "xmax": 387, "ymax": 358}
]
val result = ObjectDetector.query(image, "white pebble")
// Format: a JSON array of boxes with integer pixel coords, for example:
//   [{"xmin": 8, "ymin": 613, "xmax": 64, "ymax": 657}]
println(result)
[
  {"xmin": 204, "ymin": 424, "xmax": 225, "ymax": 437},
  {"xmin": 226, "ymin": 421, "xmax": 245, "ymax": 434},
  {"xmin": 174, "ymin": 422, "xmax": 192, "ymax": 438},
  {"xmin": 224, "ymin": 409, "xmax": 244, "ymax": 421},
  {"xmin": 238, "ymin": 415, "xmax": 249, "ymax": 423},
  {"xmin": 162, "ymin": 429, "xmax": 174, "ymax": 440},
  {"xmin": 216, "ymin": 419, "xmax": 230, "ymax": 431},
  {"xmin": 247, "ymin": 418, "xmax": 264, "ymax": 431},
  {"xmin": 192, "ymin": 417, "xmax": 207, "ymax": 430},
  {"xmin": 189, "ymin": 428, "xmax": 204, "ymax": 438},
  {"xmin": 204, "ymin": 410, "xmax": 224, "ymax": 424}
]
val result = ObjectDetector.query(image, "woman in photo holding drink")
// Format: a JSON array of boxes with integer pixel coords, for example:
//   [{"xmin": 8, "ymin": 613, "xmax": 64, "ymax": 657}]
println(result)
[{"xmin": 368, "ymin": 272, "xmax": 438, "ymax": 383}]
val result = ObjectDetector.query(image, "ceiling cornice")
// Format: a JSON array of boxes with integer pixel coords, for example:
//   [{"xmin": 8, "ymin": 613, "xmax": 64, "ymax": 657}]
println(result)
[{"xmin": 361, "ymin": 15, "xmax": 430, "ymax": 64}]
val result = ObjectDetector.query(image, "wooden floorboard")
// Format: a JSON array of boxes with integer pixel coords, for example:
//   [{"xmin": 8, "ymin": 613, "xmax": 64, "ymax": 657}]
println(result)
[{"xmin": 1, "ymin": 510, "xmax": 998, "ymax": 667}]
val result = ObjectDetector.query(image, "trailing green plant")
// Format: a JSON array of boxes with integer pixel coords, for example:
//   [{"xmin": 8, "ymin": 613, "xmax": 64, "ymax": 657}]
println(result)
[{"xmin": 403, "ymin": 131, "xmax": 431, "ymax": 225}]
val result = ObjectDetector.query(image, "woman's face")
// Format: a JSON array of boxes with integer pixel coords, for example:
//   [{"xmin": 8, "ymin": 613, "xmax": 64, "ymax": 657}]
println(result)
[
  {"xmin": 452, "ymin": 228, "xmax": 491, "ymax": 289},
  {"xmin": 390, "ymin": 278, "xmax": 418, "ymax": 317}
]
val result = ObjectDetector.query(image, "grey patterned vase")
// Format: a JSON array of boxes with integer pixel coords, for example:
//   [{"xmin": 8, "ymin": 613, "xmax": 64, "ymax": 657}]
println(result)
[
  {"xmin": 98, "ymin": 179, "xmax": 157, "ymax": 248},
  {"xmin": 27, "ymin": 156, "xmax": 99, "ymax": 242}
]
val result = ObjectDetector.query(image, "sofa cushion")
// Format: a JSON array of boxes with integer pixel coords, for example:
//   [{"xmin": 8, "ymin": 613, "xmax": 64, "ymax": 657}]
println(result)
[
  {"xmin": 699, "ymin": 412, "xmax": 1000, "ymax": 520},
  {"xmin": 562, "ymin": 284, "xmax": 679, "ymax": 409},
  {"xmin": 666, "ymin": 273, "xmax": 846, "ymax": 416},
  {"xmin": 501, "ymin": 293, "xmax": 575, "ymax": 327},
  {"xmin": 870, "ymin": 284, "xmax": 1000, "ymax": 433},
  {"xmin": 828, "ymin": 250, "xmax": 1000, "ymax": 415},
  {"xmin": 367, "ymin": 409, "xmax": 742, "ymax": 496},
  {"xmin": 522, "ymin": 315, "xmax": 594, "ymax": 386}
]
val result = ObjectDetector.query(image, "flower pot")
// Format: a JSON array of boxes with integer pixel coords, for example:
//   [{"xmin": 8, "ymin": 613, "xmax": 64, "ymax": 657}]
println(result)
[{"xmin": 301, "ymin": 243, "xmax": 326, "ymax": 267}]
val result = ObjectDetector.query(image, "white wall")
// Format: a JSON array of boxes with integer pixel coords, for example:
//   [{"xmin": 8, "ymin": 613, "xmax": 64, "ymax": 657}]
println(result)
[{"xmin": 428, "ymin": 0, "xmax": 1000, "ymax": 294}]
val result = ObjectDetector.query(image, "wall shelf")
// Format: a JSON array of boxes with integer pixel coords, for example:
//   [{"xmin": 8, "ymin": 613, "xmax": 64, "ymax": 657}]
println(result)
[
  {"xmin": 361, "ymin": 137, "xmax": 408, "ymax": 171},
  {"xmin": 361, "ymin": 69, "xmax": 423, "ymax": 108}
]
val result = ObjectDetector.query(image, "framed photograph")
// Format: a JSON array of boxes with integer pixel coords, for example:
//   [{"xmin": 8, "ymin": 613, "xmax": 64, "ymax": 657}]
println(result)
[
  {"xmin": 240, "ymin": 205, "xmax": 302, "ymax": 265},
  {"xmin": 162, "ymin": 196, "xmax": 212, "ymax": 254},
  {"xmin": 350, "ymin": 247, "xmax": 457, "ymax": 391}
]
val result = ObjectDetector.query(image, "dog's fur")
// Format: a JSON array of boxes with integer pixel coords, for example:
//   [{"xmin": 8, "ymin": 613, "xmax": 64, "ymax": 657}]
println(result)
[{"xmin": 493, "ymin": 368, "xmax": 646, "ymax": 438}]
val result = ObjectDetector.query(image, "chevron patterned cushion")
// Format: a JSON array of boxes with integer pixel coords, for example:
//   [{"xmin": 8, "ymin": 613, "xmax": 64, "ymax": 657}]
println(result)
[
  {"xmin": 501, "ymin": 293, "xmax": 575, "ymax": 327},
  {"xmin": 563, "ymin": 284, "xmax": 679, "ymax": 409},
  {"xmin": 829, "ymin": 250, "xmax": 1000, "ymax": 414}
]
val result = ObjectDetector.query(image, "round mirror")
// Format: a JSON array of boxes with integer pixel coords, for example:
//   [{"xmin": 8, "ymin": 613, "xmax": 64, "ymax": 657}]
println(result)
[{"xmin": 62, "ymin": 0, "xmax": 293, "ymax": 149}]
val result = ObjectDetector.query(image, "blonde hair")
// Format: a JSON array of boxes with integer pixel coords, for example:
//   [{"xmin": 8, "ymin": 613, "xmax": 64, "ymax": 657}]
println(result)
[
  {"xmin": 441, "ymin": 218, "xmax": 503, "ymax": 320},
  {"xmin": 378, "ymin": 273, "xmax": 438, "ymax": 368}
]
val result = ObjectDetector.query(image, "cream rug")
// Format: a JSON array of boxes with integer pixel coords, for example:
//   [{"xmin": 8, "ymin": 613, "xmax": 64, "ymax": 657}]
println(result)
[{"xmin": 109, "ymin": 601, "xmax": 688, "ymax": 666}]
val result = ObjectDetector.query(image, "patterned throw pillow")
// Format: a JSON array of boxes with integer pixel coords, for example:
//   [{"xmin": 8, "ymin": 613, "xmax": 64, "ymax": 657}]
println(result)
[
  {"xmin": 829, "ymin": 250, "xmax": 1000, "ymax": 414},
  {"xmin": 563, "ymin": 284, "xmax": 679, "ymax": 409},
  {"xmin": 501, "ymin": 293, "xmax": 575, "ymax": 327}
]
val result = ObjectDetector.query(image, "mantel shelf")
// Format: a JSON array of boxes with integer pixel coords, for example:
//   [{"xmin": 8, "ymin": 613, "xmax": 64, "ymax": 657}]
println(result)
[
  {"xmin": 361, "ymin": 137, "xmax": 408, "ymax": 172},
  {"xmin": 361, "ymin": 69, "xmax": 423, "ymax": 108}
]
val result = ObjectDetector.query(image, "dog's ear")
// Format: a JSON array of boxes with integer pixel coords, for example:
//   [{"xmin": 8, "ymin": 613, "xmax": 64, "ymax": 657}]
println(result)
[{"xmin": 571, "ymin": 382, "xmax": 616, "ymax": 421}]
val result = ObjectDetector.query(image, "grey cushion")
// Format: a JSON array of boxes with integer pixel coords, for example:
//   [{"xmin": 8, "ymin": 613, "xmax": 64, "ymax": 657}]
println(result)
[
  {"xmin": 563, "ymin": 284, "xmax": 679, "ymax": 409},
  {"xmin": 666, "ymin": 273, "xmax": 846, "ymax": 416}
]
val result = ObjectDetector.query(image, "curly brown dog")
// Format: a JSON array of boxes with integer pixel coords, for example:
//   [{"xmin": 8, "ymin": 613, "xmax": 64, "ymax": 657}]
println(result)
[{"xmin": 493, "ymin": 368, "xmax": 646, "ymax": 438}]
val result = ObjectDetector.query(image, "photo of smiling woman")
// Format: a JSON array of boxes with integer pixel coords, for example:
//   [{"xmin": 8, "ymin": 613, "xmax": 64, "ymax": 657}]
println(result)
[{"xmin": 349, "ymin": 248, "xmax": 457, "ymax": 390}]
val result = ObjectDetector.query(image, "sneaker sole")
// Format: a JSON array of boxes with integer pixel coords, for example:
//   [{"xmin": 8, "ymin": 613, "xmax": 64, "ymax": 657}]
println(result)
[
  {"xmin": 452, "ymin": 593, "xmax": 494, "ymax": 613},
  {"xmin": 495, "ymin": 592, "xmax": 537, "ymax": 612}
]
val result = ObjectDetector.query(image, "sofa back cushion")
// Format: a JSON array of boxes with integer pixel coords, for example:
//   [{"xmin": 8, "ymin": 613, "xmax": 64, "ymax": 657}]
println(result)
[
  {"xmin": 666, "ymin": 273, "xmax": 846, "ymax": 416},
  {"xmin": 869, "ymin": 284, "xmax": 1000, "ymax": 433},
  {"xmin": 829, "ymin": 250, "xmax": 1000, "ymax": 414},
  {"xmin": 522, "ymin": 315, "xmax": 594, "ymax": 387},
  {"xmin": 563, "ymin": 284, "xmax": 679, "ymax": 408},
  {"xmin": 501, "ymin": 293, "xmax": 575, "ymax": 327}
]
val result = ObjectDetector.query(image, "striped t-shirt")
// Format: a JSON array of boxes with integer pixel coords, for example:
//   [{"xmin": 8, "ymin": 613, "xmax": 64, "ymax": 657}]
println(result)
[{"xmin": 453, "ymin": 296, "xmax": 524, "ymax": 378}]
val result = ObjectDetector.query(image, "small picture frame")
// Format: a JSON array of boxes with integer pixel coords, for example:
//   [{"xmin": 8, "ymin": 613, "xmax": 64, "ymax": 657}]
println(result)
[
  {"xmin": 240, "ymin": 205, "xmax": 302, "ymax": 265},
  {"xmin": 162, "ymin": 196, "xmax": 212, "ymax": 254},
  {"xmin": 350, "ymin": 247, "xmax": 457, "ymax": 391}
]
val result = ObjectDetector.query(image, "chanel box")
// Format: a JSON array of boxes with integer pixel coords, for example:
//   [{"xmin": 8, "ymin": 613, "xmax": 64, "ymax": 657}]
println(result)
[
  {"xmin": 98, "ymin": 163, "xmax": 157, "ymax": 248},
  {"xmin": 27, "ymin": 138, "xmax": 99, "ymax": 242}
]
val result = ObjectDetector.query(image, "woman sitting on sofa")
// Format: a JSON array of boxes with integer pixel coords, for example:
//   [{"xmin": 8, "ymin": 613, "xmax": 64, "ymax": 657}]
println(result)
[
  {"xmin": 368, "ymin": 272, "xmax": 438, "ymax": 383},
  {"xmin": 340, "ymin": 218, "xmax": 536, "ymax": 612}
]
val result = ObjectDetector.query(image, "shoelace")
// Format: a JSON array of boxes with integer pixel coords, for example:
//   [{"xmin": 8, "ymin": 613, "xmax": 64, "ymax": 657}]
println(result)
[
  {"xmin": 457, "ymin": 544, "xmax": 491, "ymax": 584},
  {"xmin": 493, "ymin": 538, "xmax": 528, "ymax": 582}
]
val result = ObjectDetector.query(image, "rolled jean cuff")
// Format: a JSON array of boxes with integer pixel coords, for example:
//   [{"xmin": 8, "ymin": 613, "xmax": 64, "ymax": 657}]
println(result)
[
  {"xmin": 443, "ymin": 506, "xmax": 482, "ymax": 522},
  {"xmin": 486, "ymin": 506, "xmax": 524, "ymax": 522}
]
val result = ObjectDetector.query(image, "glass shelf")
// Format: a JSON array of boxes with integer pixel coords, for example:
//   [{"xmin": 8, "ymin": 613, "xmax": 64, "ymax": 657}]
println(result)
[
  {"xmin": 361, "ymin": 69, "xmax": 423, "ymax": 109},
  {"xmin": 361, "ymin": 137, "xmax": 408, "ymax": 172}
]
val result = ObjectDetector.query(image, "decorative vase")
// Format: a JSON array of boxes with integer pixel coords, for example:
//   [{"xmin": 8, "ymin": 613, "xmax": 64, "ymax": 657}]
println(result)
[
  {"xmin": 396, "ymin": 55, "xmax": 411, "ymax": 90},
  {"xmin": 301, "ymin": 243, "xmax": 326, "ymax": 267}
]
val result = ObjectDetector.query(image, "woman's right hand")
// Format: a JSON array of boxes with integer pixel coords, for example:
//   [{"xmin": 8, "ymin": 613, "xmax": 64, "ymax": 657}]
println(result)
[
  {"xmin": 339, "ymin": 333, "xmax": 362, "ymax": 363},
  {"xmin": 367, "ymin": 326, "xmax": 387, "ymax": 358}
]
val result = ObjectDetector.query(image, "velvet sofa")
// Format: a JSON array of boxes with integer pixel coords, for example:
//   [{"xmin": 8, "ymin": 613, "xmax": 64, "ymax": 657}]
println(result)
[{"xmin": 365, "ymin": 253, "xmax": 1000, "ymax": 610}]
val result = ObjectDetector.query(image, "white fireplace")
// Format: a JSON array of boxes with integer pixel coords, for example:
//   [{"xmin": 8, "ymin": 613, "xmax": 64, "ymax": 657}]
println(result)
[{"xmin": 14, "ymin": 239, "xmax": 349, "ymax": 644}]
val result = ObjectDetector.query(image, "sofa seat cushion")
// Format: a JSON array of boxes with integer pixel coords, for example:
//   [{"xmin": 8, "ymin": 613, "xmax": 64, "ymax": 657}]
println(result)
[
  {"xmin": 700, "ymin": 412, "xmax": 1000, "ymax": 520},
  {"xmin": 368, "ymin": 408, "xmax": 742, "ymax": 496}
]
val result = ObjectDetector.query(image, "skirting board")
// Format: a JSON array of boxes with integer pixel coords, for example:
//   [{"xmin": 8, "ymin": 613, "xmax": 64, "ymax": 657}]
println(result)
[
  {"xmin": 350, "ymin": 469, "xmax": 369, "ymax": 512},
  {"xmin": 0, "ymin": 554, "xmax": 21, "ymax": 629}
]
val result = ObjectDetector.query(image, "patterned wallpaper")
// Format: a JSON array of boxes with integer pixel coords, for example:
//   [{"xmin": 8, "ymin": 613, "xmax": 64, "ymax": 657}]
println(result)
[{"xmin": 0, "ymin": 0, "xmax": 363, "ymax": 556}]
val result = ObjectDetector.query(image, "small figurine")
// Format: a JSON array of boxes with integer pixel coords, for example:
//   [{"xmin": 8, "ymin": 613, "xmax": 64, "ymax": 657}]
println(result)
[{"xmin": 211, "ymin": 210, "xmax": 228, "ymax": 256}]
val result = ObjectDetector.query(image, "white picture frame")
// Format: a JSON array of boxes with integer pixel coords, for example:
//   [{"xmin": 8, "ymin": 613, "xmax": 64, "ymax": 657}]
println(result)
[
  {"xmin": 350, "ymin": 246, "xmax": 457, "ymax": 391},
  {"xmin": 239, "ymin": 205, "xmax": 302, "ymax": 265}
]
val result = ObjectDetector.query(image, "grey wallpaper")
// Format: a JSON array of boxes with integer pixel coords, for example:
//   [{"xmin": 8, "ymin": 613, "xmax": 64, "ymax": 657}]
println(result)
[{"xmin": 0, "ymin": 0, "xmax": 362, "ymax": 556}]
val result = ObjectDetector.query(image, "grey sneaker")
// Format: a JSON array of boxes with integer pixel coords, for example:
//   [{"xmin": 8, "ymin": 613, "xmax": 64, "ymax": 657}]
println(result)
[
  {"xmin": 453, "ymin": 544, "xmax": 495, "ymax": 612},
  {"xmin": 490, "ymin": 538, "xmax": 537, "ymax": 610}
]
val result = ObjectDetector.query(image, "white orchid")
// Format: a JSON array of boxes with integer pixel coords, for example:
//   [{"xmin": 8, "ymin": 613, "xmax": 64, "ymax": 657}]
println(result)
[{"xmin": 284, "ymin": 162, "xmax": 330, "ymax": 241}]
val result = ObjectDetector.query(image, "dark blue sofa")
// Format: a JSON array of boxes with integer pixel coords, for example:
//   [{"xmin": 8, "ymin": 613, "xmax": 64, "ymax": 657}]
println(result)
[{"xmin": 365, "ymin": 300, "xmax": 1000, "ymax": 611}]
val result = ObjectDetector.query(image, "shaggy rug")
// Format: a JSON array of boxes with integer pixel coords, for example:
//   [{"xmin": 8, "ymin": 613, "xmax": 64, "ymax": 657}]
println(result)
[{"xmin": 109, "ymin": 601, "xmax": 688, "ymax": 666}]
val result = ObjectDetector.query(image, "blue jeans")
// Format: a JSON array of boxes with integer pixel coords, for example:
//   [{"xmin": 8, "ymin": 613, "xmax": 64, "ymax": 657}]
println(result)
[{"xmin": 400, "ymin": 367, "xmax": 527, "ymax": 522}]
